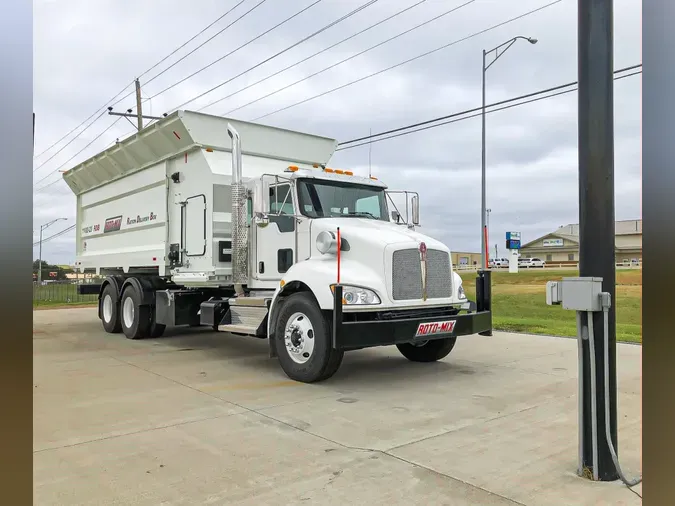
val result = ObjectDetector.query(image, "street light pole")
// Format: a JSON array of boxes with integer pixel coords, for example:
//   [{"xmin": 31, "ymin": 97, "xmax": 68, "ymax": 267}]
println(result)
[
  {"xmin": 481, "ymin": 36, "xmax": 537, "ymax": 270},
  {"xmin": 37, "ymin": 218, "xmax": 67, "ymax": 284},
  {"xmin": 486, "ymin": 208, "xmax": 492, "ymax": 261},
  {"xmin": 481, "ymin": 50, "xmax": 487, "ymax": 269}
]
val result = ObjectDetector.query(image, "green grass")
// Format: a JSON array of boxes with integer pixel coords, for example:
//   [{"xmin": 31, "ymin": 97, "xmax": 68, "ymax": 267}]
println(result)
[
  {"xmin": 459, "ymin": 269, "xmax": 642, "ymax": 343},
  {"xmin": 32, "ymin": 269, "xmax": 642, "ymax": 343}
]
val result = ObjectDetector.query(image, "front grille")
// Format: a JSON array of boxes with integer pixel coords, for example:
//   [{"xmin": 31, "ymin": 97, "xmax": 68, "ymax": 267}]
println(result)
[{"xmin": 392, "ymin": 248, "xmax": 452, "ymax": 300}]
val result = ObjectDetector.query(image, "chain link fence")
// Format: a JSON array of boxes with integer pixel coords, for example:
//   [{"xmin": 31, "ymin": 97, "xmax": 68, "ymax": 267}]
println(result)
[{"xmin": 33, "ymin": 280, "xmax": 99, "ymax": 307}]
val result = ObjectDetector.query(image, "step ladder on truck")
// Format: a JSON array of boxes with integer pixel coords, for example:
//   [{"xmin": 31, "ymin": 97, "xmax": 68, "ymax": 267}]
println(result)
[{"xmin": 65, "ymin": 111, "xmax": 493, "ymax": 383}]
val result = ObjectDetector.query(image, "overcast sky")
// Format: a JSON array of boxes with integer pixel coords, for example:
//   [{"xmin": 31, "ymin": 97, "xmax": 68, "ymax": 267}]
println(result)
[{"xmin": 33, "ymin": 0, "xmax": 641, "ymax": 265}]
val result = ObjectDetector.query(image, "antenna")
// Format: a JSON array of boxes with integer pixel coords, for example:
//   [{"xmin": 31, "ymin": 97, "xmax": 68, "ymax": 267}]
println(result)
[{"xmin": 368, "ymin": 127, "xmax": 372, "ymax": 178}]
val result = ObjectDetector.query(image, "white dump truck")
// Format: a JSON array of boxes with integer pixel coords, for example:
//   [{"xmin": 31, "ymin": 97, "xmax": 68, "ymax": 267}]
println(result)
[{"xmin": 65, "ymin": 111, "xmax": 492, "ymax": 383}]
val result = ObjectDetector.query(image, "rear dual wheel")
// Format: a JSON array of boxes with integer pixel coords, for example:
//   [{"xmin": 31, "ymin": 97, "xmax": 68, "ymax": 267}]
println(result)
[
  {"xmin": 100, "ymin": 281, "xmax": 163, "ymax": 340},
  {"xmin": 100, "ymin": 284, "xmax": 122, "ymax": 334},
  {"xmin": 120, "ymin": 286, "xmax": 151, "ymax": 340}
]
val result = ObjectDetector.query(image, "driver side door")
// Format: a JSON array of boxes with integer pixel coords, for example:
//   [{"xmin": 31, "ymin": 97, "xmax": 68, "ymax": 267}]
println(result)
[{"xmin": 254, "ymin": 182, "xmax": 296, "ymax": 282}]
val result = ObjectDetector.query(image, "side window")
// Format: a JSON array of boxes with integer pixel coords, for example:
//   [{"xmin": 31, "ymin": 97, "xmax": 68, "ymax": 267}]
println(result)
[
  {"xmin": 269, "ymin": 184, "xmax": 294, "ymax": 215},
  {"xmin": 355, "ymin": 195, "xmax": 381, "ymax": 218},
  {"xmin": 246, "ymin": 197, "xmax": 252, "ymax": 225}
]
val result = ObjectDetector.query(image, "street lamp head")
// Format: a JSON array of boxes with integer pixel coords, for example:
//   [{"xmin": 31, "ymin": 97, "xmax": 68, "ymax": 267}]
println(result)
[{"xmin": 527, "ymin": 37, "xmax": 538, "ymax": 44}]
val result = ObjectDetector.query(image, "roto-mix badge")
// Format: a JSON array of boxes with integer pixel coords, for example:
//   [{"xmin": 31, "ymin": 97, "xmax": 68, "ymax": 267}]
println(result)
[{"xmin": 103, "ymin": 216, "xmax": 123, "ymax": 233}]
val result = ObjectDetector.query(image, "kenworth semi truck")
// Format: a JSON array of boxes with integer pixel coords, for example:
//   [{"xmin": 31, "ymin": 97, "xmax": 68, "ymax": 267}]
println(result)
[{"xmin": 65, "ymin": 111, "xmax": 492, "ymax": 383}]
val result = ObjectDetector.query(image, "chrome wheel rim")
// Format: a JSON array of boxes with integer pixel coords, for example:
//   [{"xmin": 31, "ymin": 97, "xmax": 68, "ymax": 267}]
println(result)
[
  {"xmin": 284, "ymin": 312, "xmax": 315, "ymax": 364},
  {"xmin": 122, "ymin": 296, "xmax": 135, "ymax": 328},
  {"xmin": 102, "ymin": 294, "xmax": 113, "ymax": 323}
]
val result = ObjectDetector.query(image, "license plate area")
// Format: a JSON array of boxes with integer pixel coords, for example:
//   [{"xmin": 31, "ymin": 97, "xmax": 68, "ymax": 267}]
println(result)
[{"xmin": 415, "ymin": 320, "xmax": 456, "ymax": 338}]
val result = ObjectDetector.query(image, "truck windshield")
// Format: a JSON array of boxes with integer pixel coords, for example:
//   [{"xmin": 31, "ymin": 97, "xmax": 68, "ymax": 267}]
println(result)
[{"xmin": 296, "ymin": 178, "xmax": 388, "ymax": 220}]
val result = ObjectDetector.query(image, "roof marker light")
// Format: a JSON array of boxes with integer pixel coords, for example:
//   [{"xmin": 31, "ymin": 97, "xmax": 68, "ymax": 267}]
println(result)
[
  {"xmin": 324, "ymin": 168, "xmax": 334, "ymax": 173},
  {"xmin": 345, "ymin": 171, "xmax": 353, "ymax": 176}
]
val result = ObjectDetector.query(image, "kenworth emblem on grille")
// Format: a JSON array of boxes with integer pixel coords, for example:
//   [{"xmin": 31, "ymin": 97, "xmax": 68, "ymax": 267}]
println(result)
[{"xmin": 419, "ymin": 242, "xmax": 428, "ymax": 301}]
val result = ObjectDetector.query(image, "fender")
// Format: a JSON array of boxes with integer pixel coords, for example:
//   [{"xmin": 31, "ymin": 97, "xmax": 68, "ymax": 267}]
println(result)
[
  {"xmin": 266, "ymin": 257, "xmax": 385, "ymax": 357},
  {"xmin": 120, "ymin": 276, "xmax": 161, "ymax": 306},
  {"xmin": 98, "ymin": 275, "xmax": 125, "ymax": 320}
]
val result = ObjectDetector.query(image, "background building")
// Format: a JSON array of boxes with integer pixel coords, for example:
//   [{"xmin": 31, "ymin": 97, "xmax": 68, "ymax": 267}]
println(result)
[
  {"xmin": 451, "ymin": 251, "xmax": 482, "ymax": 268},
  {"xmin": 519, "ymin": 219, "xmax": 642, "ymax": 264}
]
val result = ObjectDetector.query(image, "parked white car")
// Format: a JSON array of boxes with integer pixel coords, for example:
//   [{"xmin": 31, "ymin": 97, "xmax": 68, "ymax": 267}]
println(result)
[
  {"xmin": 519, "ymin": 257, "xmax": 546, "ymax": 268},
  {"xmin": 490, "ymin": 258, "xmax": 509, "ymax": 268}
]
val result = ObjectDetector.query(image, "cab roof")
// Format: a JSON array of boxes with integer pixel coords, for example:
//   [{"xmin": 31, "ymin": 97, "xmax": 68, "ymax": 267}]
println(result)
[{"xmin": 285, "ymin": 167, "xmax": 387, "ymax": 189}]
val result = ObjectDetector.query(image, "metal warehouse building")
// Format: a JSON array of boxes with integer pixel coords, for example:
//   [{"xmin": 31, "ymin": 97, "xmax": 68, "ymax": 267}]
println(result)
[{"xmin": 519, "ymin": 219, "xmax": 642, "ymax": 265}]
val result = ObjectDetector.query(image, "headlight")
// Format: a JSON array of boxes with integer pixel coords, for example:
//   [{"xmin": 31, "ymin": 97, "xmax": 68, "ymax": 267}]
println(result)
[
  {"xmin": 458, "ymin": 285, "xmax": 466, "ymax": 300},
  {"xmin": 316, "ymin": 230, "xmax": 339, "ymax": 254},
  {"xmin": 331, "ymin": 285, "xmax": 381, "ymax": 305}
]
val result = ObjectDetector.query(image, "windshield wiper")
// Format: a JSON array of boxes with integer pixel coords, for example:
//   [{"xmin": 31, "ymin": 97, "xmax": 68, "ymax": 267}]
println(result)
[{"xmin": 345, "ymin": 211, "xmax": 377, "ymax": 219}]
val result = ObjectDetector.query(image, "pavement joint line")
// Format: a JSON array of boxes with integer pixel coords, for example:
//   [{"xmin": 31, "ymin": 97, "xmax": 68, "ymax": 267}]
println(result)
[
  {"xmin": 33, "ymin": 411, "xmax": 242, "ymax": 454},
  {"xmin": 250, "ymin": 409, "xmax": 528, "ymax": 506},
  {"xmin": 385, "ymin": 394, "xmax": 576, "ymax": 454},
  {"xmin": 102, "ymin": 349, "xmax": 544, "ymax": 505},
  {"xmin": 107, "ymin": 352, "xmax": 346, "ymax": 411}
]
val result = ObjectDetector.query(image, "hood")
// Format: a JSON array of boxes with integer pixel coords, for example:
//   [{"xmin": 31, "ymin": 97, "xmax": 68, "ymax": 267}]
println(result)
[{"xmin": 310, "ymin": 217, "xmax": 448, "ymax": 252}]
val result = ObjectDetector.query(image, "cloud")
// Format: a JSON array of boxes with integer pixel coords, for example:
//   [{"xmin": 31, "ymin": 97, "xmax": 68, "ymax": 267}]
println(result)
[{"xmin": 33, "ymin": 0, "xmax": 641, "ymax": 264}]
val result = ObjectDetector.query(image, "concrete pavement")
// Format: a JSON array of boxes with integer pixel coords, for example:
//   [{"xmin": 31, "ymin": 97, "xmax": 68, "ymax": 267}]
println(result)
[{"xmin": 33, "ymin": 307, "xmax": 642, "ymax": 505}]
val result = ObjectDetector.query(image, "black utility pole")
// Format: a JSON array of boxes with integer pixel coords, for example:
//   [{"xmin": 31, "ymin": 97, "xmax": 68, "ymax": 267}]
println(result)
[{"xmin": 578, "ymin": 0, "xmax": 618, "ymax": 481}]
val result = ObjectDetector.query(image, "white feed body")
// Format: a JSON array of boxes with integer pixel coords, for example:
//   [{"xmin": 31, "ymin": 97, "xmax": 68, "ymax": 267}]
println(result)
[{"xmin": 66, "ymin": 111, "xmax": 338, "ymax": 283}]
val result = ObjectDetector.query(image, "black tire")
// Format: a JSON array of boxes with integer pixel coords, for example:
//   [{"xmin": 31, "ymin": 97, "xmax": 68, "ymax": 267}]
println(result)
[
  {"xmin": 274, "ymin": 292, "xmax": 344, "ymax": 383},
  {"xmin": 120, "ymin": 285, "xmax": 151, "ymax": 340},
  {"xmin": 100, "ymin": 283, "xmax": 122, "ymax": 334},
  {"xmin": 396, "ymin": 337, "xmax": 458, "ymax": 363}
]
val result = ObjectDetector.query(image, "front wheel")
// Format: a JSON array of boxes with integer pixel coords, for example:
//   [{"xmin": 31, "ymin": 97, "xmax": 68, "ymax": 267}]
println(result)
[
  {"xmin": 274, "ymin": 292, "xmax": 344, "ymax": 383},
  {"xmin": 396, "ymin": 337, "xmax": 457, "ymax": 362}
]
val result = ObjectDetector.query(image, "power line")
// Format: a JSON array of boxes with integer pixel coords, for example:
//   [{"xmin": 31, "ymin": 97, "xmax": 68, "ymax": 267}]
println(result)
[
  {"xmin": 137, "ymin": 0, "xmax": 251, "ymax": 81},
  {"xmin": 33, "ymin": 225, "xmax": 76, "ymax": 247},
  {"xmin": 34, "ymin": 1, "xmax": 251, "ymax": 161},
  {"xmin": 33, "ymin": 81, "xmax": 134, "ymax": 160},
  {"xmin": 340, "ymin": 63, "xmax": 643, "ymax": 146},
  {"xmin": 199, "ymin": 0, "xmax": 429, "ymax": 113},
  {"xmin": 252, "ymin": 0, "xmax": 563, "ymax": 121},
  {"xmin": 335, "ymin": 68, "xmax": 642, "ymax": 151},
  {"xmin": 33, "ymin": 110, "xmax": 107, "ymax": 173},
  {"xmin": 220, "ymin": 0, "xmax": 475, "ymax": 116},
  {"xmin": 148, "ymin": 0, "xmax": 325, "ymax": 100},
  {"xmin": 142, "ymin": 0, "xmax": 270, "ymax": 90},
  {"xmin": 168, "ymin": 0, "xmax": 382, "ymax": 113},
  {"xmin": 95, "ymin": 0, "xmax": 258, "ymax": 111},
  {"xmin": 34, "ymin": 117, "xmax": 124, "ymax": 191}
]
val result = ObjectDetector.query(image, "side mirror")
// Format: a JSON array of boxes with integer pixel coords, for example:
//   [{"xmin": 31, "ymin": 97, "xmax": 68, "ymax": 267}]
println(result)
[
  {"xmin": 253, "ymin": 179, "xmax": 269, "ymax": 216},
  {"xmin": 391, "ymin": 210, "xmax": 401, "ymax": 223},
  {"xmin": 411, "ymin": 195, "xmax": 420, "ymax": 225}
]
